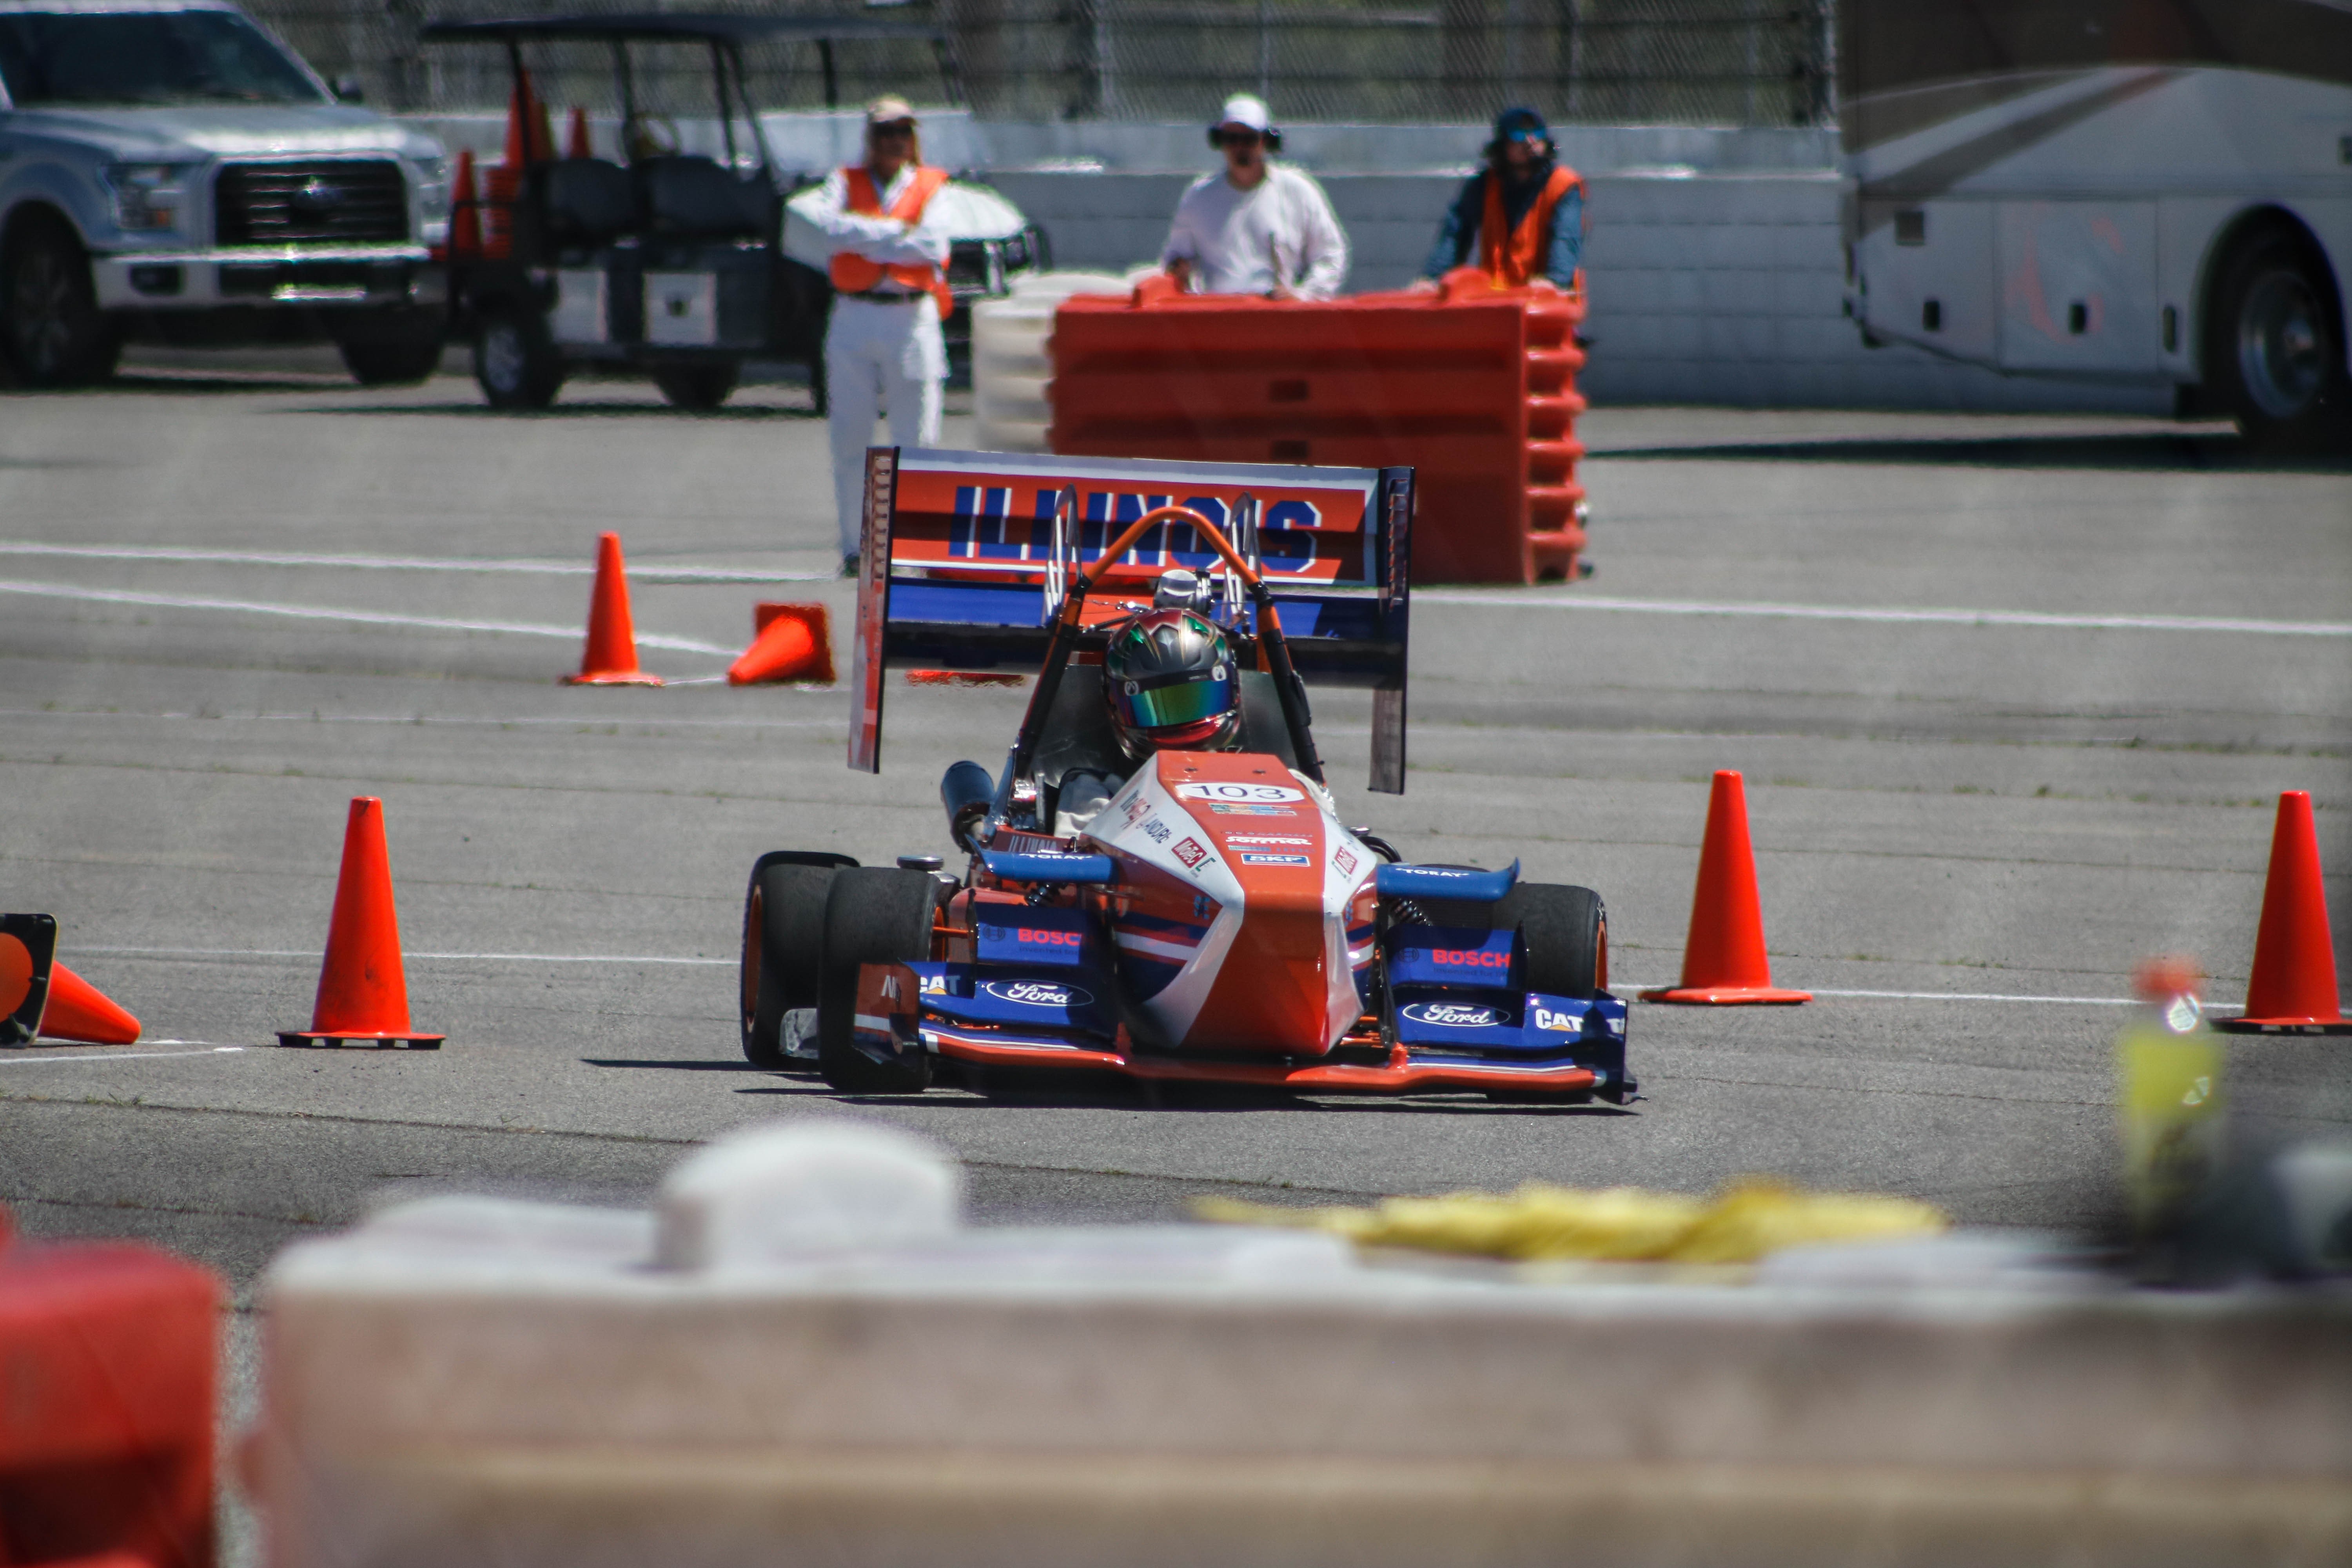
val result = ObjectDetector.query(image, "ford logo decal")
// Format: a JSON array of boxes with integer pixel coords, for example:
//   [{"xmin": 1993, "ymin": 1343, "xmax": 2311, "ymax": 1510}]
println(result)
[
  {"xmin": 1400, "ymin": 1001, "xmax": 1499, "ymax": 1029},
  {"xmin": 289, "ymin": 176, "xmax": 345, "ymax": 217},
  {"xmin": 980, "ymin": 980, "xmax": 1092, "ymax": 1009}
]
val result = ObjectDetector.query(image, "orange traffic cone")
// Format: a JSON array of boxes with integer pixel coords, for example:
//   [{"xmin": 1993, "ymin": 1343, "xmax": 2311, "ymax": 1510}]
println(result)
[
  {"xmin": 564, "ymin": 532, "xmax": 664, "ymax": 686},
  {"xmin": 40, "ymin": 962, "xmax": 140, "ymax": 1045},
  {"xmin": 728, "ymin": 603, "xmax": 835, "ymax": 686},
  {"xmin": 447, "ymin": 147, "xmax": 481, "ymax": 258},
  {"xmin": 2216, "ymin": 791, "xmax": 2348, "ymax": 1034},
  {"xmin": 278, "ymin": 798, "xmax": 442, "ymax": 1049},
  {"xmin": 1, "ymin": 913, "xmax": 56, "ymax": 1045},
  {"xmin": 565, "ymin": 106, "xmax": 592, "ymax": 160},
  {"xmin": 1641, "ymin": 770, "xmax": 1811, "ymax": 1005}
]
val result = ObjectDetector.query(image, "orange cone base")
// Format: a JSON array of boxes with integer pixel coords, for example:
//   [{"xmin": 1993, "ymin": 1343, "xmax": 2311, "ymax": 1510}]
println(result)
[
  {"xmin": 276, "ymin": 1030, "xmax": 443, "ymax": 1049},
  {"xmin": 560, "ymin": 670, "xmax": 663, "ymax": 687},
  {"xmin": 1639, "ymin": 984, "xmax": 1812, "ymax": 1005},
  {"xmin": 2214, "ymin": 1014, "xmax": 2351, "ymax": 1036}
]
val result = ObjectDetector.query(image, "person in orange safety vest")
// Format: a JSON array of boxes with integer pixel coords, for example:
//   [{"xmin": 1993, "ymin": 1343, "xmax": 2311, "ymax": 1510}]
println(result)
[
  {"xmin": 806, "ymin": 96, "xmax": 954, "ymax": 572},
  {"xmin": 1417, "ymin": 106, "xmax": 1583, "ymax": 292}
]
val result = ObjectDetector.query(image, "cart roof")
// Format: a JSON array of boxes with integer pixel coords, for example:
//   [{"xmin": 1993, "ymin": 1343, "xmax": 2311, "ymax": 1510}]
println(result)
[{"xmin": 420, "ymin": 13, "xmax": 946, "ymax": 46}]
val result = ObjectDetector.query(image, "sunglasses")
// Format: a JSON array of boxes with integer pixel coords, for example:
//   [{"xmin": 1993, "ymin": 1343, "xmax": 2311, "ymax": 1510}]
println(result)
[
  {"xmin": 870, "ymin": 121, "xmax": 915, "ymax": 137},
  {"xmin": 1218, "ymin": 129, "xmax": 1265, "ymax": 147}
]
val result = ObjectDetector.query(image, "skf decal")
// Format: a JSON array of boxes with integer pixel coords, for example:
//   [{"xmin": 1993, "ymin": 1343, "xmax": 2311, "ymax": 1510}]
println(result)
[
  {"xmin": 1401, "ymin": 1002, "xmax": 1499, "ymax": 1029},
  {"xmin": 1171, "ymin": 837, "xmax": 1209, "ymax": 869},
  {"xmin": 980, "ymin": 980, "xmax": 1093, "ymax": 1008},
  {"xmin": 1241, "ymin": 852, "xmax": 1311, "ymax": 866},
  {"xmin": 1176, "ymin": 782, "xmax": 1304, "ymax": 804}
]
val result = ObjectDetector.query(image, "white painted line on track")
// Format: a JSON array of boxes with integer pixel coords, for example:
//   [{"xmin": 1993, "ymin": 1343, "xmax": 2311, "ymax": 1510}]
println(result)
[
  {"xmin": 1414, "ymin": 592, "xmax": 2352, "ymax": 639},
  {"xmin": 0, "ymin": 541, "xmax": 828, "ymax": 584},
  {"xmin": 0, "ymin": 1045, "xmax": 244, "ymax": 1065},
  {"xmin": 0, "ymin": 709, "xmax": 837, "ymax": 729},
  {"xmin": 0, "ymin": 578, "xmax": 735, "ymax": 655}
]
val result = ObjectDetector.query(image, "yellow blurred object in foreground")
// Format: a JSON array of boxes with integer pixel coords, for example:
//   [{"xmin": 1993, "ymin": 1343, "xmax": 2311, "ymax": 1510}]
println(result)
[{"xmin": 1194, "ymin": 1180, "xmax": 1946, "ymax": 1264}]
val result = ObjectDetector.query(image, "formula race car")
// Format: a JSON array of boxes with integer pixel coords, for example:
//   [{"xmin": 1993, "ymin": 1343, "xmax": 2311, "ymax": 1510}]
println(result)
[{"xmin": 739, "ymin": 448, "xmax": 1633, "ymax": 1102}]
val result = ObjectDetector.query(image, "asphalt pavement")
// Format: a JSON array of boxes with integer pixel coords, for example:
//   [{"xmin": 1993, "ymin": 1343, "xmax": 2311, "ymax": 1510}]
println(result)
[{"xmin": 2, "ymin": 354, "xmax": 2347, "ymax": 1552}]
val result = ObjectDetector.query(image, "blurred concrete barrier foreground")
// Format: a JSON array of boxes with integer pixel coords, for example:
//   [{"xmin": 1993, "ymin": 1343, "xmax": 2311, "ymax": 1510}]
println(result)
[{"xmin": 255, "ymin": 1122, "xmax": 2352, "ymax": 1568}]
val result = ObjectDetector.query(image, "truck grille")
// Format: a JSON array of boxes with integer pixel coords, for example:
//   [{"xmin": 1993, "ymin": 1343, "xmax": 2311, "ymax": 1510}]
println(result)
[{"xmin": 215, "ymin": 160, "xmax": 408, "ymax": 246}]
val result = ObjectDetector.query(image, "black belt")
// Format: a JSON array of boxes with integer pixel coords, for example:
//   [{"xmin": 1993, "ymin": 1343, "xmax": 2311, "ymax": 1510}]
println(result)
[{"xmin": 839, "ymin": 290, "xmax": 924, "ymax": 303}]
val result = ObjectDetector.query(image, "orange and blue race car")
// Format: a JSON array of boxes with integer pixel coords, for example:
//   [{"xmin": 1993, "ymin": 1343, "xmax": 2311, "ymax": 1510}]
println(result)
[{"xmin": 739, "ymin": 447, "xmax": 1633, "ymax": 1102}]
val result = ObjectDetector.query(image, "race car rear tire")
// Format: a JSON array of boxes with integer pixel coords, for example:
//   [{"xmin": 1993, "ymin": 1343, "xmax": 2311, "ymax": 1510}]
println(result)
[
  {"xmin": 741, "ymin": 855, "xmax": 846, "ymax": 1069},
  {"xmin": 1501, "ymin": 882, "xmax": 1605, "ymax": 1000},
  {"xmin": 816, "ymin": 867, "xmax": 942, "ymax": 1095}
]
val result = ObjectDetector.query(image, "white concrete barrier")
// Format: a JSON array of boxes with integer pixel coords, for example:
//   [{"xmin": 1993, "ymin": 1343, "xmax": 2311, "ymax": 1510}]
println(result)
[{"xmin": 256, "ymin": 1123, "xmax": 2352, "ymax": 1567}]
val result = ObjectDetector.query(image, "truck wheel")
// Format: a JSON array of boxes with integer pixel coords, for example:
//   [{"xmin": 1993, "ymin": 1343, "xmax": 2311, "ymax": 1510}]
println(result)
[
  {"xmin": 474, "ymin": 304, "xmax": 563, "ymax": 409},
  {"xmin": 336, "ymin": 307, "xmax": 447, "ymax": 386},
  {"xmin": 815, "ymin": 867, "xmax": 942, "ymax": 1095},
  {"xmin": 653, "ymin": 363, "xmax": 737, "ymax": 410},
  {"xmin": 2206, "ymin": 224, "xmax": 2349, "ymax": 450},
  {"xmin": 741, "ymin": 856, "xmax": 841, "ymax": 1069},
  {"xmin": 1499, "ymin": 882, "xmax": 1605, "ymax": 1000},
  {"xmin": 2, "ymin": 218, "xmax": 118, "ymax": 388}
]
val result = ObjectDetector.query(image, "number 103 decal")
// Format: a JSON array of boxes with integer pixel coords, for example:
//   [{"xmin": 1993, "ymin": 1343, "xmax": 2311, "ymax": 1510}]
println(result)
[{"xmin": 1174, "ymin": 782, "xmax": 1305, "ymax": 803}]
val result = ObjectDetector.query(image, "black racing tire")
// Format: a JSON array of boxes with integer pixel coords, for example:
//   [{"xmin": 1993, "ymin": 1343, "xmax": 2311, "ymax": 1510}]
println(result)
[
  {"xmin": 473, "ymin": 303, "xmax": 564, "ymax": 410},
  {"xmin": 653, "ymin": 362, "xmax": 738, "ymax": 410},
  {"xmin": 815, "ymin": 866, "xmax": 943, "ymax": 1095},
  {"xmin": 335, "ymin": 307, "xmax": 448, "ymax": 386},
  {"xmin": 1497, "ymin": 882, "xmax": 1606, "ymax": 1001},
  {"xmin": 2204, "ymin": 223, "xmax": 2350, "ymax": 451},
  {"xmin": 2, "ymin": 215, "xmax": 118, "ymax": 388},
  {"xmin": 741, "ymin": 855, "xmax": 844, "ymax": 1069}
]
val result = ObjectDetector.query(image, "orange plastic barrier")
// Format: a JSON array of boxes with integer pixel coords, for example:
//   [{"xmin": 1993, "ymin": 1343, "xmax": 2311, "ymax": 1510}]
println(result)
[{"xmin": 1048, "ymin": 269, "xmax": 1586, "ymax": 584}]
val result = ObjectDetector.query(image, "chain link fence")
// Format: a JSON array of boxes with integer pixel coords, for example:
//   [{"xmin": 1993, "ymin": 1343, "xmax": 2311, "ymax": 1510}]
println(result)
[{"xmin": 252, "ymin": 0, "xmax": 1835, "ymax": 126}]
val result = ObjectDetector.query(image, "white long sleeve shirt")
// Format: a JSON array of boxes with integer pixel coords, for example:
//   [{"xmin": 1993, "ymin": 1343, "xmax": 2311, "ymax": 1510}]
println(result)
[
  {"xmin": 801, "ymin": 163, "xmax": 951, "ymax": 289},
  {"xmin": 1160, "ymin": 164, "xmax": 1349, "ymax": 300}
]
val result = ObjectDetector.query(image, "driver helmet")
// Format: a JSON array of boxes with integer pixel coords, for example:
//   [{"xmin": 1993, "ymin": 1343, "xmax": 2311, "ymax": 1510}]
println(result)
[{"xmin": 1105, "ymin": 608, "xmax": 1241, "ymax": 759}]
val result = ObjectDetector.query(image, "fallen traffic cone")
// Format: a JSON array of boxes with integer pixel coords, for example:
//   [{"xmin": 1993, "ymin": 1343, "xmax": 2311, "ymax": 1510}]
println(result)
[
  {"xmin": 447, "ymin": 148, "xmax": 481, "ymax": 258},
  {"xmin": 564, "ymin": 532, "xmax": 663, "ymax": 686},
  {"xmin": 1641, "ymin": 770, "xmax": 1811, "ymax": 1005},
  {"xmin": 728, "ymin": 602, "xmax": 835, "ymax": 686},
  {"xmin": 565, "ymin": 105, "xmax": 592, "ymax": 160},
  {"xmin": 278, "ymin": 797, "xmax": 443, "ymax": 1049},
  {"xmin": 2216, "ymin": 790, "xmax": 2348, "ymax": 1035},
  {"xmin": 39, "ymin": 961, "xmax": 140, "ymax": 1045},
  {"xmin": 0, "ymin": 913, "xmax": 57, "ymax": 1045}
]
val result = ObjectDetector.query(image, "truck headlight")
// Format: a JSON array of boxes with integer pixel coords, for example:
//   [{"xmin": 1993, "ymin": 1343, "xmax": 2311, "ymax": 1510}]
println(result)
[
  {"xmin": 410, "ymin": 155, "xmax": 451, "ymax": 223},
  {"xmin": 104, "ymin": 162, "xmax": 195, "ymax": 232}
]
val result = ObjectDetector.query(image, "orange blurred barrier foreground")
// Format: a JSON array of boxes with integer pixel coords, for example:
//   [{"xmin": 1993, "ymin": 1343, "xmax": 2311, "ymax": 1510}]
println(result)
[
  {"xmin": 2216, "ymin": 790, "xmax": 2349, "ymax": 1035},
  {"xmin": 278, "ymin": 798, "xmax": 443, "ymax": 1049},
  {"xmin": 728, "ymin": 602, "xmax": 835, "ymax": 686},
  {"xmin": 0, "ymin": 1204, "xmax": 221, "ymax": 1568},
  {"xmin": 566, "ymin": 532, "xmax": 664, "ymax": 686},
  {"xmin": 1642, "ymin": 770, "xmax": 1811, "ymax": 1005},
  {"xmin": 41, "ymin": 962, "xmax": 141, "ymax": 1045},
  {"xmin": 1050, "ymin": 270, "xmax": 1586, "ymax": 584}
]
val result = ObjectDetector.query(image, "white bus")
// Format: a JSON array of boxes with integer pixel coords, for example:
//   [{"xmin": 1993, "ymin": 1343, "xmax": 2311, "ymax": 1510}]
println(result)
[{"xmin": 1841, "ymin": 0, "xmax": 2351, "ymax": 445}]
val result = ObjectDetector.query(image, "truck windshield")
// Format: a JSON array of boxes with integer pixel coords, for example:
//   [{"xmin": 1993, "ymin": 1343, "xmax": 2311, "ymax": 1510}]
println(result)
[{"xmin": 0, "ymin": 10, "xmax": 325, "ymax": 106}]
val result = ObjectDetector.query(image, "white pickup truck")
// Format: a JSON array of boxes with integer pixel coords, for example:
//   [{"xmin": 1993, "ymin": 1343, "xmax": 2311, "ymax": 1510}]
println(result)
[{"xmin": 0, "ymin": 0, "xmax": 450, "ymax": 386}]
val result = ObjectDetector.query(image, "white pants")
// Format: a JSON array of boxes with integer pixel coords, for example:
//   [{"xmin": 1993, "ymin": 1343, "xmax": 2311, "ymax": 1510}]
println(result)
[{"xmin": 825, "ymin": 295, "xmax": 946, "ymax": 558}]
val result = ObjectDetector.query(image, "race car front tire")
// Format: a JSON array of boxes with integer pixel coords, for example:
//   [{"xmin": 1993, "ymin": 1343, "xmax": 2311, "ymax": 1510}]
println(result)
[
  {"xmin": 741, "ymin": 854, "xmax": 848, "ymax": 1069},
  {"xmin": 816, "ymin": 867, "xmax": 944, "ymax": 1095},
  {"xmin": 1499, "ymin": 882, "xmax": 1606, "ymax": 1000}
]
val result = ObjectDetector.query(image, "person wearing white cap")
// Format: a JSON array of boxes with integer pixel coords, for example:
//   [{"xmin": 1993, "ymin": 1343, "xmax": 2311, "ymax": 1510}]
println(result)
[
  {"xmin": 804, "ymin": 95, "xmax": 954, "ymax": 572},
  {"xmin": 1161, "ymin": 94, "xmax": 1348, "ymax": 301}
]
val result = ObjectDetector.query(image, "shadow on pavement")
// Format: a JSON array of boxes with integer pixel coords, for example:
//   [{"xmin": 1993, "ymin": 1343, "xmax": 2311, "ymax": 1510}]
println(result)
[
  {"xmin": 293, "ymin": 398, "xmax": 823, "ymax": 419},
  {"xmin": 1593, "ymin": 430, "xmax": 2351, "ymax": 474}
]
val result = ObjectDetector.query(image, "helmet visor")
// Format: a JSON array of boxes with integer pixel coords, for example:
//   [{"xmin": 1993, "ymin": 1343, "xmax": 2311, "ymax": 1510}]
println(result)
[{"xmin": 1114, "ymin": 671, "xmax": 1235, "ymax": 731}]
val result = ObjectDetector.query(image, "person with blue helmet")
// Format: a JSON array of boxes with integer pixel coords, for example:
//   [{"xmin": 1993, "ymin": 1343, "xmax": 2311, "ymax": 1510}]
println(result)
[{"xmin": 1418, "ymin": 106, "xmax": 1584, "ymax": 292}]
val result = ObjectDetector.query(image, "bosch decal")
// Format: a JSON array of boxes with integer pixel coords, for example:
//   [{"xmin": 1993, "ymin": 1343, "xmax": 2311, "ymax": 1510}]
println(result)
[
  {"xmin": 1177, "ymin": 782, "xmax": 1305, "ymax": 804},
  {"xmin": 1432, "ymin": 948, "xmax": 1511, "ymax": 970},
  {"xmin": 1227, "ymin": 834, "xmax": 1312, "ymax": 846},
  {"xmin": 1016, "ymin": 928, "xmax": 1082, "ymax": 948},
  {"xmin": 980, "ymin": 980, "xmax": 1093, "ymax": 1009},
  {"xmin": 1171, "ymin": 837, "xmax": 1210, "ymax": 869},
  {"xmin": 1400, "ymin": 1002, "xmax": 1500, "ymax": 1029},
  {"xmin": 1241, "ymin": 853, "xmax": 1312, "ymax": 866}
]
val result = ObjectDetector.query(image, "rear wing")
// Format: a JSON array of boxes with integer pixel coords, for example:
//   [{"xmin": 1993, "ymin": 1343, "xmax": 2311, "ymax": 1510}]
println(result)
[{"xmin": 849, "ymin": 447, "xmax": 1413, "ymax": 792}]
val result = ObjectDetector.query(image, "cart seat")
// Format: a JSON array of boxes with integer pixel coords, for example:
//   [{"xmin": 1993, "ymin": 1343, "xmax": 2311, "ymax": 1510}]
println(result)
[
  {"xmin": 535, "ymin": 157, "xmax": 638, "ymax": 247},
  {"xmin": 639, "ymin": 156, "xmax": 778, "ymax": 241}
]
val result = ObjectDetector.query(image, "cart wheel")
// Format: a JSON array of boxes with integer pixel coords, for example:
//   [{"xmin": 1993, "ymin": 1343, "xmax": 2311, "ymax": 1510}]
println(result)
[
  {"xmin": 474, "ymin": 304, "xmax": 563, "ymax": 410},
  {"xmin": 815, "ymin": 867, "xmax": 942, "ymax": 1095},
  {"xmin": 741, "ymin": 856, "xmax": 841, "ymax": 1069},
  {"xmin": 653, "ymin": 363, "xmax": 738, "ymax": 411},
  {"xmin": 1498, "ymin": 882, "xmax": 1605, "ymax": 1000},
  {"xmin": 335, "ymin": 306, "xmax": 447, "ymax": 386}
]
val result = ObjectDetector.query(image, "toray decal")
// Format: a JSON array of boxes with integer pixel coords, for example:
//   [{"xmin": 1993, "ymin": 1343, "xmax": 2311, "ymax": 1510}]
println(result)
[
  {"xmin": 981, "ymin": 980, "xmax": 1093, "ymax": 1009},
  {"xmin": 1401, "ymin": 1002, "xmax": 1501, "ymax": 1029},
  {"xmin": 1171, "ymin": 837, "xmax": 1210, "ymax": 869},
  {"xmin": 1227, "ymin": 834, "xmax": 1312, "ymax": 846},
  {"xmin": 1176, "ymin": 782, "xmax": 1304, "ymax": 804},
  {"xmin": 1432, "ymin": 948, "xmax": 1510, "ymax": 970}
]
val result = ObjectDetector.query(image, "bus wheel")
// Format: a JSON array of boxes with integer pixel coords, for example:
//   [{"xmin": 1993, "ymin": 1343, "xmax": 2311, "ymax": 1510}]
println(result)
[{"xmin": 2207, "ymin": 225, "xmax": 2348, "ymax": 450}]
